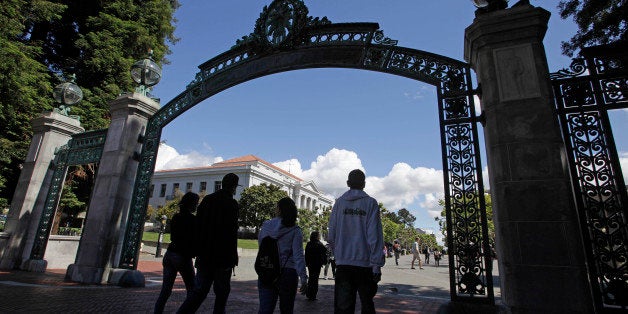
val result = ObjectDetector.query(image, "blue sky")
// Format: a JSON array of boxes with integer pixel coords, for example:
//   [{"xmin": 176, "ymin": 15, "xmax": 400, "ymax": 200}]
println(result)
[{"xmin": 151, "ymin": 0, "xmax": 628, "ymax": 241}]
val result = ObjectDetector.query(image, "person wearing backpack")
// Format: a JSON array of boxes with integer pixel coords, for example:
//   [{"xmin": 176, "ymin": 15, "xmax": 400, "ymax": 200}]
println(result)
[
  {"xmin": 328, "ymin": 169, "xmax": 385, "ymax": 314},
  {"xmin": 304, "ymin": 231, "xmax": 327, "ymax": 301},
  {"xmin": 257, "ymin": 197, "xmax": 307, "ymax": 314}
]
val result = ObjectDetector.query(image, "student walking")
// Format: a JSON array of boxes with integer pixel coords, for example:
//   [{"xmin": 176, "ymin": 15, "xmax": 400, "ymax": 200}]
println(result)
[
  {"xmin": 154, "ymin": 192, "xmax": 199, "ymax": 314},
  {"xmin": 257, "ymin": 197, "xmax": 307, "ymax": 314},
  {"xmin": 323, "ymin": 243, "xmax": 336, "ymax": 280},
  {"xmin": 178, "ymin": 173, "xmax": 240, "ymax": 314},
  {"xmin": 328, "ymin": 169, "xmax": 385, "ymax": 314},
  {"xmin": 304, "ymin": 231, "xmax": 327, "ymax": 301},
  {"xmin": 411, "ymin": 237, "xmax": 423, "ymax": 270}
]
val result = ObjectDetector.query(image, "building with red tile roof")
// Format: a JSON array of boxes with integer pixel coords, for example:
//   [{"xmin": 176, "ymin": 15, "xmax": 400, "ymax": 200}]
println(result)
[{"xmin": 148, "ymin": 155, "xmax": 333, "ymax": 212}]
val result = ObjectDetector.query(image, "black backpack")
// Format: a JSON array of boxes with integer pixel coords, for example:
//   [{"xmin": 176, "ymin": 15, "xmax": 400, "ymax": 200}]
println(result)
[{"xmin": 255, "ymin": 230, "xmax": 294, "ymax": 287}]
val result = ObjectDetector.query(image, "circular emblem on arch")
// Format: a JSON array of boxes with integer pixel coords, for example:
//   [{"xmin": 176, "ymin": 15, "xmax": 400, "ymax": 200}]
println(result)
[{"xmin": 257, "ymin": 0, "xmax": 308, "ymax": 48}]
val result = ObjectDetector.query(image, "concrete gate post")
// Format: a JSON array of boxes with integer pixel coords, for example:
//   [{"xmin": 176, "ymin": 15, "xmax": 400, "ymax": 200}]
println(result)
[
  {"xmin": 66, "ymin": 93, "xmax": 158, "ymax": 285},
  {"xmin": 464, "ymin": 4, "xmax": 595, "ymax": 313},
  {"xmin": 0, "ymin": 112, "xmax": 84, "ymax": 270}
]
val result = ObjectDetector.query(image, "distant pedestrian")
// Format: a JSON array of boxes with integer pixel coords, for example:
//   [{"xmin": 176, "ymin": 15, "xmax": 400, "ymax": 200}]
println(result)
[
  {"xmin": 424, "ymin": 246, "xmax": 431, "ymax": 264},
  {"xmin": 178, "ymin": 173, "xmax": 240, "ymax": 313},
  {"xmin": 257, "ymin": 197, "xmax": 307, "ymax": 314},
  {"xmin": 434, "ymin": 250, "xmax": 442, "ymax": 267},
  {"xmin": 328, "ymin": 169, "xmax": 385, "ymax": 314},
  {"xmin": 323, "ymin": 243, "xmax": 336, "ymax": 280},
  {"xmin": 304, "ymin": 231, "xmax": 327, "ymax": 301},
  {"xmin": 154, "ymin": 192, "xmax": 199, "ymax": 314},
  {"xmin": 411, "ymin": 237, "xmax": 423, "ymax": 270},
  {"xmin": 393, "ymin": 241, "xmax": 401, "ymax": 266}
]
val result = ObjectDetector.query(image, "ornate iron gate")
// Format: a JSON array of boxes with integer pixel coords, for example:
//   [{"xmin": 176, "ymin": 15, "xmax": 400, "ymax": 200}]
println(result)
[
  {"xmin": 551, "ymin": 42, "xmax": 628, "ymax": 310},
  {"xmin": 118, "ymin": 0, "xmax": 493, "ymax": 304},
  {"xmin": 29, "ymin": 129, "xmax": 107, "ymax": 260}
]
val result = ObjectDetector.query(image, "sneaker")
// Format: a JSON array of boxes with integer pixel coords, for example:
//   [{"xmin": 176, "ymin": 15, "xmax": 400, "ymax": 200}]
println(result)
[{"xmin": 411, "ymin": 267, "xmax": 416, "ymax": 269}]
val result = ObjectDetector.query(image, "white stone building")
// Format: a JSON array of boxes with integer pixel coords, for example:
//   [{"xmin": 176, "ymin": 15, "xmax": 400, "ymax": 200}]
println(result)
[{"xmin": 148, "ymin": 155, "xmax": 333, "ymax": 211}]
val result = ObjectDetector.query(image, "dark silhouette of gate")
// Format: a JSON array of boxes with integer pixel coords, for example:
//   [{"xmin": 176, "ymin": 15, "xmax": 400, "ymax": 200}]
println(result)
[
  {"xmin": 550, "ymin": 41, "xmax": 628, "ymax": 310},
  {"xmin": 119, "ymin": 0, "xmax": 493, "ymax": 304}
]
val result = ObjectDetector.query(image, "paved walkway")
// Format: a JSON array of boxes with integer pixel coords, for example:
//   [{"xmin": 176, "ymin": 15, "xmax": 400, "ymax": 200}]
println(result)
[{"xmin": 0, "ymin": 253, "xmax": 502, "ymax": 313}]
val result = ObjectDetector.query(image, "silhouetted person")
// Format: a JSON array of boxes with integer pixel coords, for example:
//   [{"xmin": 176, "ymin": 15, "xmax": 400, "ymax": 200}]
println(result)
[
  {"xmin": 393, "ymin": 241, "xmax": 401, "ymax": 266},
  {"xmin": 257, "ymin": 197, "xmax": 307, "ymax": 314},
  {"xmin": 323, "ymin": 243, "xmax": 336, "ymax": 279},
  {"xmin": 178, "ymin": 173, "xmax": 240, "ymax": 313},
  {"xmin": 154, "ymin": 192, "xmax": 199, "ymax": 314},
  {"xmin": 328, "ymin": 169, "xmax": 385, "ymax": 314},
  {"xmin": 304, "ymin": 231, "xmax": 327, "ymax": 301}
]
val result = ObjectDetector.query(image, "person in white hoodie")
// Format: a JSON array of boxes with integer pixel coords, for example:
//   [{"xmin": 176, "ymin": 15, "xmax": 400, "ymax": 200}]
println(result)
[
  {"xmin": 257, "ymin": 197, "xmax": 308, "ymax": 314},
  {"xmin": 328, "ymin": 169, "xmax": 385, "ymax": 314}
]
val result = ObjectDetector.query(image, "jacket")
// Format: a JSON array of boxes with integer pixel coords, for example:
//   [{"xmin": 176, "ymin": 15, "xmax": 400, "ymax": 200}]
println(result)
[
  {"xmin": 196, "ymin": 188, "xmax": 239, "ymax": 269},
  {"xmin": 167, "ymin": 211, "xmax": 196, "ymax": 258},
  {"xmin": 305, "ymin": 240, "xmax": 327, "ymax": 268},
  {"xmin": 328, "ymin": 189, "xmax": 385, "ymax": 273},
  {"xmin": 258, "ymin": 217, "xmax": 307, "ymax": 285}
]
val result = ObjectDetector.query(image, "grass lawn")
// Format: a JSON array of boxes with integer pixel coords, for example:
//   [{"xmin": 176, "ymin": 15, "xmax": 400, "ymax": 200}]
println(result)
[{"xmin": 142, "ymin": 232, "xmax": 259, "ymax": 249}]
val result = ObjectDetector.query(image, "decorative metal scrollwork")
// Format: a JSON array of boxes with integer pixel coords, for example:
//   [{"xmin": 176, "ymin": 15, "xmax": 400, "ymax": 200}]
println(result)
[
  {"xmin": 30, "ymin": 129, "xmax": 107, "ymax": 260},
  {"xmin": 120, "ymin": 3, "xmax": 493, "ymax": 306},
  {"xmin": 552, "ymin": 42, "xmax": 628, "ymax": 309},
  {"xmin": 550, "ymin": 58, "xmax": 587, "ymax": 79}
]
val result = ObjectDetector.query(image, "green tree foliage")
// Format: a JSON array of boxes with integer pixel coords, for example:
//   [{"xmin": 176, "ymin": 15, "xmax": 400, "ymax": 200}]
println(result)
[
  {"xmin": 0, "ymin": 0, "xmax": 179, "ymax": 207},
  {"xmin": 239, "ymin": 183, "xmax": 288, "ymax": 233},
  {"xmin": 436, "ymin": 193, "xmax": 494, "ymax": 247},
  {"xmin": 397, "ymin": 208, "xmax": 416, "ymax": 228},
  {"xmin": 157, "ymin": 188, "xmax": 183, "ymax": 222},
  {"xmin": 558, "ymin": 0, "xmax": 628, "ymax": 56}
]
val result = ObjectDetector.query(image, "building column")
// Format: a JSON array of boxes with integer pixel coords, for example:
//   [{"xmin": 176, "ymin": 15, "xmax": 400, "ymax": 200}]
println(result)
[
  {"xmin": 0, "ymin": 112, "xmax": 84, "ymax": 270},
  {"xmin": 66, "ymin": 93, "xmax": 158, "ymax": 285},
  {"xmin": 464, "ymin": 4, "xmax": 594, "ymax": 312}
]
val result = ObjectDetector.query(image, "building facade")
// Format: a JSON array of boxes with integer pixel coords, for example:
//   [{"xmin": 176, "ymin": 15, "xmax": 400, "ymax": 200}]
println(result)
[{"xmin": 148, "ymin": 155, "xmax": 333, "ymax": 211}]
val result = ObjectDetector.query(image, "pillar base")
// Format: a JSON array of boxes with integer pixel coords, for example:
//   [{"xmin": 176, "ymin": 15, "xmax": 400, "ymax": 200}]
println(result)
[
  {"xmin": 21, "ymin": 259, "xmax": 47, "ymax": 272},
  {"xmin": 65, "ymin": 263, "xmax": 105, "ymax": 284},
  {"xmin": 108, "ymin": 268, "xmax": 145, "ymax": 287}
]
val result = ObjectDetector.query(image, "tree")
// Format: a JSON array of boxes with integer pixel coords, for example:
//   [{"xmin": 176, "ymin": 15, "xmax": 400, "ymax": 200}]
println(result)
[
  {"xmin": 397, "ymin": 208, "xmax": 416, "ymax": 228},
  {"xmin": 0, "ymin": 0, "xmax": 179, "ymax": 207},
  {"xmin": 239, "ymin": 183, "xmax": 288, "ymax": 234},
  {"xmin": 558, "ymin": 0, "xmax": 628, "ymax": 56}
]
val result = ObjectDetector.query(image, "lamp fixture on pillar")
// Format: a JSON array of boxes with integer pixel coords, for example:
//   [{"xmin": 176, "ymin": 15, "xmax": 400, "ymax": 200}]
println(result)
[
  {"xmin": 53, "ymin": 74, "xmax": 83, "ymax": 120},
  {"xmin": 131, "ymin": 50, "xmax": 162, "ymax": 97},
  {"xmin": 471, "ymin": 0, "xmax": 508, "ymax": 14}
]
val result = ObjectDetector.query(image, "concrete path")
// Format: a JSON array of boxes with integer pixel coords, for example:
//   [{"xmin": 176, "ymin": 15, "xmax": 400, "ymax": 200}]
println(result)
[{"xmin": 0, "ymin": 252, "xmax": 502, "ymax": 313}]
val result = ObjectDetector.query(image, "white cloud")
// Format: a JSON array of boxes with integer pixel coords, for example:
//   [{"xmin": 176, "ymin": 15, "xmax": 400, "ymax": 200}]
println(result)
[
  {"xmin": 421, "ymin": 193, "xmax": 445, "ymax": 219},
  {"xmin": 366, "ymin": 163, "xmax": 443, "ymax": 210},
  {"xmin": 273, "ymin": 159, "xmax": 303, "ymax": 178},
  {"xmin": 620, "ymin": 152, "xmax": 628, "ymax": 182},
  {"xmin": 155, "ymin": 142, "xmax": 223, "ymax": 170}
]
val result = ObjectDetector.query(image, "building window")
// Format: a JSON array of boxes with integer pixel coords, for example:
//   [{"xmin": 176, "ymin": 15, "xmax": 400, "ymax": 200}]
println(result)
[
  {"xmin": 173, "ymin": 183, "xmax": 179, "ymax": 194},
  {"xmin": 186, "ymin": 182, "xmax": 193, "ymax": 192},
  {"xmin": 160, "ymin": 184, "xmax": 167, "ymax": 197},
  {"xmin": 149, "ymin": 184, "xmax": 154, "ymax": 198},
  {"xmin": 200, "ymin": 181, "xmax": 207, "ymax": 193},
  {"xmin": 214, "ymin": 181, "xmax": 222, "ymax": 192}
]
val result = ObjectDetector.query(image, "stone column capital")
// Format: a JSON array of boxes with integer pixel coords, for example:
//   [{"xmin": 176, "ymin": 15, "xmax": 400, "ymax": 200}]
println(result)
[
  {"xmin": 464, "ymin": 5, "xmax": 550, "ymax": 66},
  {"xmin": 31, "ymin": 111, "xmax": 84, "ymax": 136},
  {"xmin": 109, "ymin": 92, "xmax": 160, "ymax": 120}
]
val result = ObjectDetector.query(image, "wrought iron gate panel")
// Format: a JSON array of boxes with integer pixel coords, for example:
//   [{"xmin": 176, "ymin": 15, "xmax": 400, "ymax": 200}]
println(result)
[
  {"xmin": 29, "ymin": 129, "xmax": 107, "ymax": 260},
  {"xmin": 119, "ymin": 2, "xmax": 493, "ymax": 304},
  {"xmin": 551, "ymin": 42, "xmax": 628, "ymax": 309}
]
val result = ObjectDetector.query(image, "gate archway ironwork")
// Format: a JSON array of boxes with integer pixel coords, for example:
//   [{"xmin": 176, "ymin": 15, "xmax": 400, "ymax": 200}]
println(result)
[
  {"xmin": 29, "ymin": 129, "xmax": 107, "ymax": 260},
  {"xmin": 550, "ymin": 42, "xmax": 628, "ymax": 310},
  {"xmin": 119, "ymin": 0, "xmax": 493, "ymax": 304}
]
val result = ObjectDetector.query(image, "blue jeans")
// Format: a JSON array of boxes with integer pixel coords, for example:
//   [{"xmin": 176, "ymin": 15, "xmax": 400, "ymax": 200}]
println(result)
[
  {"xmin": 334, "ymin": 265, "xmax": 378, "ymax": 314},
  {"xmin": 177, "ymin": 266, "xmax": 232, "ymax": 313},
  {"xmin": 258, "ymin": 267, "xmax": 298, "ymax": 314},
  {"xmin": 154, "ymin": 250, "xmax": 195, "ymax": 314}
]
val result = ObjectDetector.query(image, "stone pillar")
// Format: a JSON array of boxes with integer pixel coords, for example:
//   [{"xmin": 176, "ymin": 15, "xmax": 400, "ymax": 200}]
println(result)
[
  {"xmin": 66, "ymin": 93, "xmax": 158, "ymax": 285},
  {"xmin": 464, "ymin": 5, "xmax": 595, "ymax": 313},
  {"xmin": 0, "ymin": 112, "xmax": 84, "ymax": 270}
]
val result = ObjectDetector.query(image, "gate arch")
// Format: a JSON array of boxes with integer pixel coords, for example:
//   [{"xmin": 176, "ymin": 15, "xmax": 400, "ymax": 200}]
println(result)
[{"xmin": 121, "ymin": 0, "xmax": 493, "ymax": 303}]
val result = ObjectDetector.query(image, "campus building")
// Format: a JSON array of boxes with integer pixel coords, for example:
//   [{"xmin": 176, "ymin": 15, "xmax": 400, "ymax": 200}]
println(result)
[{"xmin": 148, "ymin": 155, "xmax": 333, "ymax": 211}]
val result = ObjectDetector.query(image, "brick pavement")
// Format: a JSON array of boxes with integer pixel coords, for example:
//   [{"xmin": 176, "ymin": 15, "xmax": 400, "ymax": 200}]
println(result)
[{"xmin": 0, "ymin": 254, "xmax": 499, "ymax": 313}]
